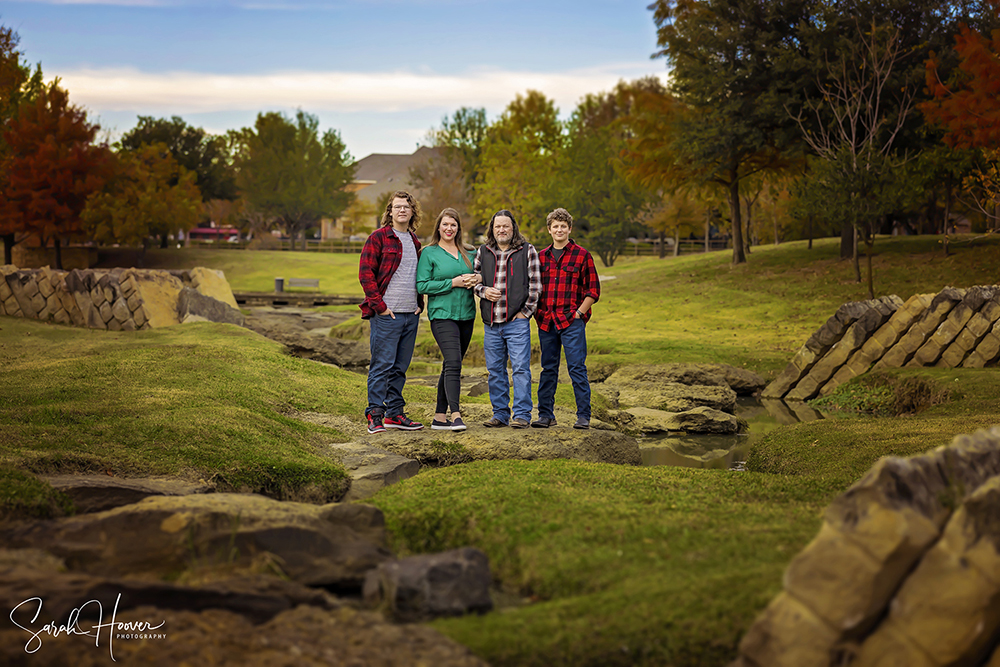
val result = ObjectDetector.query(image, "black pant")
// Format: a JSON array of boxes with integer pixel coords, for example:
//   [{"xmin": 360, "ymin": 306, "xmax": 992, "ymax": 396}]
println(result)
[{"xmin": 430, "ymin": 319, "xmax": 474, "ymax": 414}]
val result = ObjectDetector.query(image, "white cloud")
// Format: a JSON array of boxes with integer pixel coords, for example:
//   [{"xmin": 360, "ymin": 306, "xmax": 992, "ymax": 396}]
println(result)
[{"xmin": 56, "ymin": 64, "xmax": 667, "ymax": 117}]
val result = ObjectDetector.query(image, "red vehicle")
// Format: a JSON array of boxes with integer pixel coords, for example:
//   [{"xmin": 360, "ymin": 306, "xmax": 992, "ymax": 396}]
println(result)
[{"xmin": 188, "ymin": 227, "xmax": 241, "ymax": 242}]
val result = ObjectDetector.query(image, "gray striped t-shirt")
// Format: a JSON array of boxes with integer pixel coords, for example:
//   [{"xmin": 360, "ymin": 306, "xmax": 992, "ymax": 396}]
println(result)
[{"xmin": 382, "ymin": 229, "xmax": 418, "ymax": 314}]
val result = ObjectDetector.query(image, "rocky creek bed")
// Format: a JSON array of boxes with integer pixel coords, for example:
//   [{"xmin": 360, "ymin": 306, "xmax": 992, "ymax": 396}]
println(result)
[{"xmin": 0, "ymin": 307, "xmax": 772, "ymax": 666}]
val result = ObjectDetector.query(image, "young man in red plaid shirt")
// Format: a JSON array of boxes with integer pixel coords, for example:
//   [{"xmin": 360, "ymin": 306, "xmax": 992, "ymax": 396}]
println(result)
[
  {"xmin": 358, "ymin": 190, "xmax": 425, "ymax": 434},
  {"xmin": 532, "ymin": 208, "xmax": 601, "ymax": 429}
]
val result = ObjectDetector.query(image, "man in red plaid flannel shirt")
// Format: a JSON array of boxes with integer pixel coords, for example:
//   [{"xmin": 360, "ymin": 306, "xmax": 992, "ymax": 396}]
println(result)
[
  {"xmin": 358, "ymin": 190, "xmax": 425, "ymax": 434},
  {"xmin": 532, "ymin": 208, "xmax": 601, "ymax": 430}
]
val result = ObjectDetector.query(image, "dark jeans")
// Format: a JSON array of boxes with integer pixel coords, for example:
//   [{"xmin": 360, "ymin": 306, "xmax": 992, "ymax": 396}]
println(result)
[
  {"xmin": 367, "ymin": 312, "xmax": 419, "ymax": 417},
  {"xmin": 537, "ymin": 318, "xmax": 591, "ymax": 420},
  {"xmin": 430, "ymin": 319, "xmax": 474, "ymax": 414}
]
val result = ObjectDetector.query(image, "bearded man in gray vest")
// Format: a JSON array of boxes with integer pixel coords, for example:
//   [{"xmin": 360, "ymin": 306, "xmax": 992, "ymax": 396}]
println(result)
[{"xmin": 473, "ymin": 209, "xmax": 542, "ymax": 429}]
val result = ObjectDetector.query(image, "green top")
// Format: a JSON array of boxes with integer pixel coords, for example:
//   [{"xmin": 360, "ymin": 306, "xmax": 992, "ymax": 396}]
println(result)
[{"xmin": 416, "ymin": 244, "xmax": 478, "ymax": 321}]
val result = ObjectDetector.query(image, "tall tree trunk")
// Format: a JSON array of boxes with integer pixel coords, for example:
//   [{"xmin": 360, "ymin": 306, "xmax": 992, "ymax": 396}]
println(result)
[
  {"xmin": 840, "ymin": 222, "xmax": 853, "ymax": 259},
  {"xmin": 159, "ymin": 233, "xmax": 169, "ymax": 249},
  {"xmin": 658, "ymin": 230, "xmax": 666, "ymax": 259},
  {"xmin": 866, "ymin": 235, "xmax": 875, "ymax": 299},
  {"xmin": 704, "ymin": 210, "xmax": 710, "ymax": 253},
  {"xmin": 808, "ymin": 214, "xmax": 813, "ymax": 250},
  {"xmin": 2, "ymin": 233, "xmax": 14, "ymax": 265},
  {"xmin": 852, "ymin": 227, "xmax": 861, "ymax": 283},
  {"xmin": 743, "ymin": 197, "xmax": 752, "ymax": 256},
  {"xmin": 674, "ymin": 228, "xmax": 680, "ymax": 257},
  {"xmin": 943, "ymin": 185, "xmax": 952, "ymax": 236},
  {"xmin": 54, "ymin": 238, "xmax": 63, "ymax": 271},
  {"xmin": 729, "ymin": 177, "xmax": 746, "ymax": 264}
]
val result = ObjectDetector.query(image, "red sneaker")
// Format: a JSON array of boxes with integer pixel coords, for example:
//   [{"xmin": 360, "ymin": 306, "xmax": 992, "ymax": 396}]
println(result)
[
  {"xmin": 384, "ymin": 414, "xmax": 424, "ymax": 431},
  {"xmin": 367, "ymin": 413, "xmax": 386, "ymax": 434}
]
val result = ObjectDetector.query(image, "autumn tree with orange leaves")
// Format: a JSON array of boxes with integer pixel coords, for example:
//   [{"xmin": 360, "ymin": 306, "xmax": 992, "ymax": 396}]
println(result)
[
  {"xmin": 81, "ymin": 142, "xmax": 202, "ymax": 249},
  {"xmin": 0, "ymin": 23, "xmax": 45, "ymax": 264},
  {"xmin": 922, "ymin": 5, "xmax": 1000, "ymax": 229},
  {"xmin": 0, "ymin": 84, "xmax": 111, "ymax": 269}
]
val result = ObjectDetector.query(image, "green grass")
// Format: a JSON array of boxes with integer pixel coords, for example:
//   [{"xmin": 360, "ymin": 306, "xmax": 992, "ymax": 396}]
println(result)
[
  {"xmin": 369, "ymin": 460, "xmax": 835, "ymax": 666},
  {"xmin": 107, "ymin": 246, "xmax": 367, "ymax": 295},
  {"xmin": 8, "ymin": 233, "xmax": 1000, "ymax": 663},
  {"xmin": 747, "ymin": 367, "xmax": 1000, "ymax": 490},
  {"xmin": 0, "ymin": 467, "xmax": 75, "ymax": 520},
  {"xmin": 0, "ymin": 317, "xmax": 386, "ymax": 510}
]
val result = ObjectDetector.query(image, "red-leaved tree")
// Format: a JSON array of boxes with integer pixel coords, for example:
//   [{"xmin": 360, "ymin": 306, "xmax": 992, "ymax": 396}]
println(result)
[
  {"xmin": 1, "ymin": 85, "xmax": 111, "ymax": 268},
  {"xmin": 922, "ymin": 11, "xmax": 1000, "ymax": 230},
  {"xmin": 922, "ymin": 23, "xmax": 1000, "ymax": 149}
]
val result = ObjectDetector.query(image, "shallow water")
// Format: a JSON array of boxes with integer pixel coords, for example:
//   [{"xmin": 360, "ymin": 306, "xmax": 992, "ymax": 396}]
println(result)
[{"xmin": 639, "ymin": 397, "xmax": 828, "ymax": 471}]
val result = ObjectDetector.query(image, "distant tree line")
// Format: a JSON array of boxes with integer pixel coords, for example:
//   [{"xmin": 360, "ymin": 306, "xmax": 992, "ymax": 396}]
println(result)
[
  {"xmin": 413, "ymin": 0, "xmax": 1000, "ymax": 286},
  {"xmin": 0, "ymin": 23, "xmax": 355, "ymax": 267},
  {"xmin": 4, "ymin": 0, "xmax": 1000, "ymax": 282}
]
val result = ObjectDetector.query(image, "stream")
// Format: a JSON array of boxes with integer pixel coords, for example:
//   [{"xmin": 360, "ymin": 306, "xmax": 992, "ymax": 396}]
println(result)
[{"xmin": 639, "ymin": 397, "xmax": 829, "ymax": 471}]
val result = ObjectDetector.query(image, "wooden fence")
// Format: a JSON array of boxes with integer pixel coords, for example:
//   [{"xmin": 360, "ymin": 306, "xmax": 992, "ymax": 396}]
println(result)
[{"xmin": 189, "ymin": 238, "xmax": 730, "ymax": 256}]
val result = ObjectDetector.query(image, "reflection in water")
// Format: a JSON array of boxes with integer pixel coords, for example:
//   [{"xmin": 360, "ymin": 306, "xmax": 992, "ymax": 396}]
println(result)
[{"xmin": 639, "ymin": 397, "xmax": 827, "ymax": 471}]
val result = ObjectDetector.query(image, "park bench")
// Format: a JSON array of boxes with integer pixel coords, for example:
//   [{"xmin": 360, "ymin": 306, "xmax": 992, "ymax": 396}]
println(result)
[{"xmin": 275, "ymin": 277, "xmax": 320, "ymax": 292}]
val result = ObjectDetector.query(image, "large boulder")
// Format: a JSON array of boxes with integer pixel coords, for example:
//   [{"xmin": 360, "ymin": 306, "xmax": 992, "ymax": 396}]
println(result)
[
  {"xmin": 732, "ymin": 425, "xmax": 1000, "ymax": 667},
  {"xmin": 265, "ymin": 330, "xmax": 371, "ymax": 368},
  {"xmin": 600, "ymin": 364, "xmax": 743, "ymax": 413},
  {"xmin": 363, "ymin": 547, "xmax": 493, "ymax": 622},
  {"xmin": 0, "ymin": 548, "xmax": 340, "ymax": 627},
  {"xmin": 0, "ymin": 494, "xmax": 392, "ymax": 588},
  {"xmin": 330, "ymin": 442, "xmax": 421, "ymax": 502},
  {"xmin": 368, "ymin": 423, "xmax": 639, "ymax": 467},
  {"xmin": 597, "ymin": 379, "xmax": 737, "ymax": 414},
  {"xmin": 603, "ymin": 362, "xmax": 765, "ymax": 395},
  {"xmin": 619, "ymin": 406, "xmax": 746, "ymax": 435},
  {"xmin": 39, "ymin": 474, "xmax": 215, "ymax": 514},
  {"xmin": 299, "ymin": 404, "xmax": 637, "ymax": 465},
  {"xmin": 189, "ymin": 267, "xmax": 239, "ymax": 309},
  {"xmin": 177, "ymin": 287, "xmax": 245, "ymax": 326}
]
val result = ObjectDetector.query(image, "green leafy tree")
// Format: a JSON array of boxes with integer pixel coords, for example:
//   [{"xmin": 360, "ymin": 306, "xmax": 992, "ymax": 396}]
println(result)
[
  {"xmin": 794, "ymin": 22, "xmax": 917, "ymax": 298},
  {"xmin": 649, "ymin": 0, "xmax": 812, "ymax": 265},
  {"xmin": 118, "ymin": 115, "xmax": 237, "ymax": 202},
  {"xmin": 430, "ymin": 106, "xmax": 488, "ymax": 187},
  {"xmin": 641, "ymin": 190, "xmax": 703, "ymax": 257},
  {"xmin": 473, "ymin": 91, "xmax": 563, "ymax": 235},
  {"xmin": 556, "ymin": 81, "xmax": 656, "ymax": 267},
  {"xmin": 82, "ymin": 142, "xmax": 201, "ymax": 248},
  {"xmin": 234, "ymin": 111, "xmax": 355, "ymax": 250}
]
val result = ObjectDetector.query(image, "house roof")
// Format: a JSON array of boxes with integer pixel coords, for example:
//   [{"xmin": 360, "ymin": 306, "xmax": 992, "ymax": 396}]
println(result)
[{"xmin": 351, "ymin": 146, "xmax": 442, "ymax": 204}]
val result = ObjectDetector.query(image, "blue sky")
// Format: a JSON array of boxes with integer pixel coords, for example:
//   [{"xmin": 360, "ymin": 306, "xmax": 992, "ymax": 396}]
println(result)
[{"xmin": 2, "ymin": 0, "xmax": 668, "ymax": 159}]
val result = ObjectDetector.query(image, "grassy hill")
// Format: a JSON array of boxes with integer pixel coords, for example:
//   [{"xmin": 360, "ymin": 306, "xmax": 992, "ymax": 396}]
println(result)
[{"xmin": 6, "ymin": 233, "xmax": 1000, "ymax": 665}]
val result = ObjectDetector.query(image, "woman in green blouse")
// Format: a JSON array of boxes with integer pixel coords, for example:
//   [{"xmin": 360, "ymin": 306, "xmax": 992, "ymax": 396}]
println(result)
[{"xmin": 416, "ymin": 208, "xmax": 482, "ymax": 431}]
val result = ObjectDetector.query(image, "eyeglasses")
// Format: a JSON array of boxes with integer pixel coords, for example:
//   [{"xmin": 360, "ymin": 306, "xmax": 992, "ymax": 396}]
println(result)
[{"xmin": 392, "ymin": 205, "xmax": 411, "ymax": 211}]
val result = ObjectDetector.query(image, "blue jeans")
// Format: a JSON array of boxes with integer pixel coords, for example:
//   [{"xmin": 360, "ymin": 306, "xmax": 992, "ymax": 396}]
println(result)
[
  {"xmin": 537, "ymin": 318, "xmax": 590, "ymax": 421},
  {"xmin": 367, "ymin": 312, "xmax": 419, "ymax": 417},
  {"xmin": 483, "ymin": 318, "xmax": 533, "ymax": 423}
]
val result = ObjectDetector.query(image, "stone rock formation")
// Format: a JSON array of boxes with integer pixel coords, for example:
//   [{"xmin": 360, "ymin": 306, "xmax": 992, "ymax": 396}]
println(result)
[
  {"xmin": 330, "ymin": 442, "xmax": 422, "ymax": 502},
  {"xmin": 39, "ymin": 475, "xmax": 215, "ymax": 514},
  {"xmin": 599, "ymin": 364, "xmax": 743, "ymax": 414},
  {"xmin": 363, "ymin": 547, "xmax": 494, "ymax": 622},
  {"xmin": 764, "ymin": 287, "xmax": 1000, "ymax": 401},
  {"xmin": 0, "ymin": 265, "xmax": 243, "ymax": 330},
  {"xmin": 731, "ymin": 425, "xmax": 1000, "ymax": 667},
  {"xmin": 0, "ymin": 494, "xmax": 393, "ymax": 588},
  {"xmin": 616, "ymin": 406, "xmax": 748, "ymax": 435}
]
